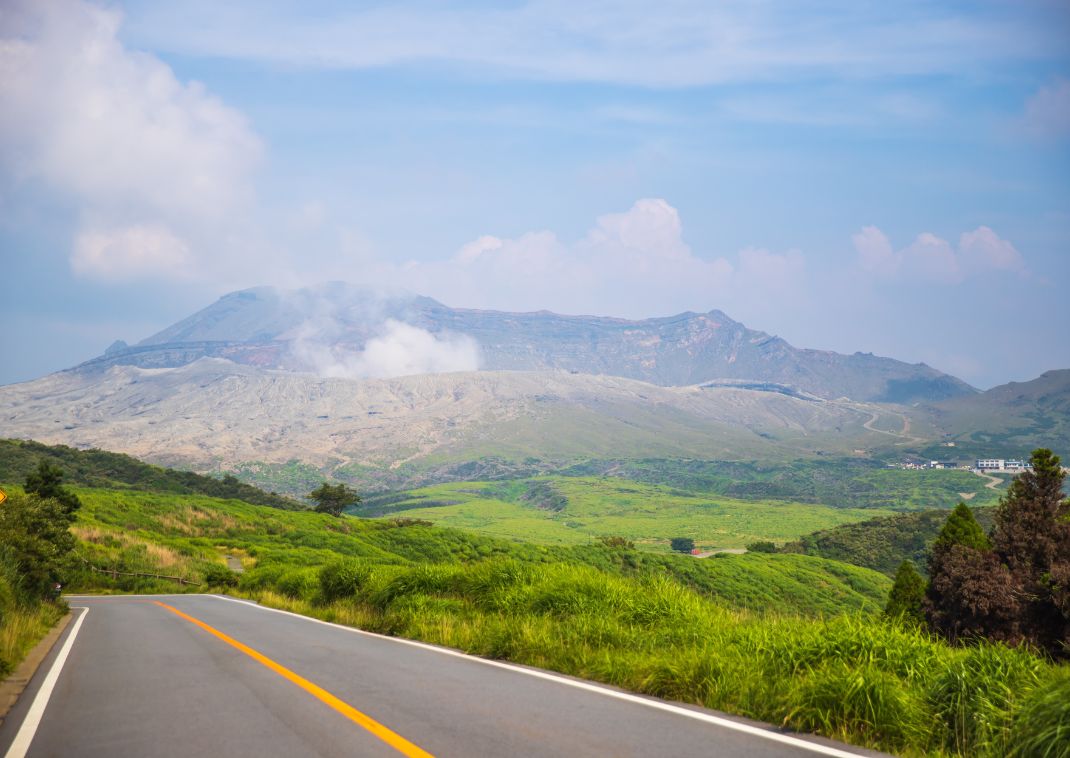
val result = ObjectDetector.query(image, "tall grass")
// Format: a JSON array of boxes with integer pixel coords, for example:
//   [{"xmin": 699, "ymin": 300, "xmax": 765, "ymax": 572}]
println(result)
[
  {"xmin": 236, "ymin": 557, "xmax": 1068, "ymax": 758},
  {"xmin": 0, "ymin": 552, "xmax": 66, "ymax": 678}
]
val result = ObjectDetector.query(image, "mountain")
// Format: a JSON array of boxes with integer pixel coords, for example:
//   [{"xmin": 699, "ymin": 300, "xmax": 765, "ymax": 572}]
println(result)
[
  {"xmin": 918, "ymin": 369, "xmax": 1070, "ymax": 458},
  {"xmin": 77, "ymin": 283, "xmax": 976, "ymax": 404}
]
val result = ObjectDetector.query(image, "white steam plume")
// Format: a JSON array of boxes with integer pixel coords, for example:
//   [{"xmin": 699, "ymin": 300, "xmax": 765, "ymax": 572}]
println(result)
[{"xmin": 292, "ymin": 318, "xmax": 480, "ymax": 379}]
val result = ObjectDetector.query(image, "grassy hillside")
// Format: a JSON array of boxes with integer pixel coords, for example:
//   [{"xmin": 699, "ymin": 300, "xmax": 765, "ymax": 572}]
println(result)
[
  {"xmin": 781, "ymin": 507, "xmax": 997, "ymax": 577},
  {"xmin": 352, "ymin": 477, "xmax": 898, "ymax": 551},
  {"xmin": 66, "ymin": 486, "xmax": 889, "ymax": 617},
  {"xmin": 62, "ymin": 485, "xmax": 1067, "ymax": 757},
  {"xmin": 0, "ymin": 438, "xmax": 304, "ymax": 510}
]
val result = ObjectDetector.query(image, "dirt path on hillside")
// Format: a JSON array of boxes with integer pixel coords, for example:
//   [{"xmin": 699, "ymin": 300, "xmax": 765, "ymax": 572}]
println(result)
[
  {"xmin": 857, "ymin": 407, "xmax": 926, "ymax": 446},
  {"xmin": 971, "ymin": 470, "xmax": 1004, "ymax": 490}
]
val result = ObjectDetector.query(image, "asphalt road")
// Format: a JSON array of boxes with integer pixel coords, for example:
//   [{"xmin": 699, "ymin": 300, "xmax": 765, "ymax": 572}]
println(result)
[{"xmin": 0, "ymin": 595, "xmax": 882, "ymax": 757}]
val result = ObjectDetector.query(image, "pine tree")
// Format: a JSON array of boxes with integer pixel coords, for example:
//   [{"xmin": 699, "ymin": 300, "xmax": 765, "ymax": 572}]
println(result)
[
  {"xmin": 24, "ymin": 460, "xmax": 81, "ymax": 515},
  {"xmin": 990, "ymin": 449, "xmax": 1070, "ymax": 656},
  {"xmin": 884, "ymin": 560, "xmax": 926, "ymax": 625},
  {"xmin": 925, "ymin": 502, "xmax": 1021, "ymax": 644}
]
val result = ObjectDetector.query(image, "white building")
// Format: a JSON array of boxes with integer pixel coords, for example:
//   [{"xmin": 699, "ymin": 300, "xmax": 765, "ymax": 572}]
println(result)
[{"xmin": 975, "ymin": 458, "xmax": 1031, "ymax": 472}]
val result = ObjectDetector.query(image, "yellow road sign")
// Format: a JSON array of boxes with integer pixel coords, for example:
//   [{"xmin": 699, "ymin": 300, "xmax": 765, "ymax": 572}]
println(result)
[{"xmin": 0, "ymin": 489, "xmax": 6, "ymax": 505}]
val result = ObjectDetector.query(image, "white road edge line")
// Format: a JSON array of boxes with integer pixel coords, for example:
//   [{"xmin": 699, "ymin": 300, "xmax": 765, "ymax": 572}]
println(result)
[
  {"xmin": 4, "ymin": 607, "xmax": 89, "ymax": 758},
  {"xmin": 207, "ymin": 595, "xmax": 868, "ymax": 758}
]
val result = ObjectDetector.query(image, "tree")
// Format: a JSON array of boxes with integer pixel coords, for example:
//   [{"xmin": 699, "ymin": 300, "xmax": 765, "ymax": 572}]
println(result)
[
  {"xmin": 307, "ymin": 482, "xmax": 360, "ymax": 517},
  {"xmin": 670, "ymin": 537, "xmax": 695, "ymax": 554},
  {"xmin": 0, "ymin": 492, "xmax": 77, "ymax": 600},
  {"xmin": 884, "ymin": 560, "xmax": 926, "ymax": 625},
  {"xmin": 24, "ymin": 460, "xmax": 81, "ymax": 515},
  {"xmin": 746, "ymin": 540, "xmax": 778, "ymax": 553},
  {"xmin": 990, "ymin": 449, "xmax": 1070, "ymax": 655},
  {"xmin": 925, "ymin": 502, "xmax": 1021, "ymax": 643},
  {"xmin": 933, "ymin": 502, "xmax": 990, "ymax": 553},
  {"xmin": 599, "ymin": 536, "xmax": 635, "ymax": 550}
]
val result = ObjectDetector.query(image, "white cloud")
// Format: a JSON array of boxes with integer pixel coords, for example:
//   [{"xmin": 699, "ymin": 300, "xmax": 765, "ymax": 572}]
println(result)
[
  {"xmin": 376, "ymin": 198, "xmax": 745, "ymax": 318},
  {"xmin": 1024, "ymin": 78, "xmax": 1070, "ymax": 139},
  {"xmin": 292, "ymin": 319, "xmax": 480, "ymax": 379},
  {"xmin": 72, "ymin": 224, "xmax": 192, "ymax": 280},
  {"xmin": 853, "ymin": 226, "xmax": 899, "ymax": 276},
  {"xmin": 852, "ymin": 225, "xmax": 1025, "ymax": 283},
  {"xmin": 959, "ymin": 226, "xmax": 1025, "ymax": 272},
  {"xmin": 0, "ymin": 0, "xmax": 262, "ymax": 280}
]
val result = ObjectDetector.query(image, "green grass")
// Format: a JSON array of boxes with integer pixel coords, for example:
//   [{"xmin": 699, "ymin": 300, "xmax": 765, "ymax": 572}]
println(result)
[
  {"xmin": 353, "ymin": 477, "xmax": 898, "ymax": 551},
  {"xmin": 0, "ymin": 547, "xmax": 66, "ymax": 678}
]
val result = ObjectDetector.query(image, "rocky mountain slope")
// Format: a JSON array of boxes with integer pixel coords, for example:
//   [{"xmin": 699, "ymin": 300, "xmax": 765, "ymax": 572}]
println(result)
[
  {"xmin": 0, "ymin": 358, "xmax": 922, "ymax": 487},
  {"xmin": 83, "ymin": 283, "xmax": 975, "ymax": 403}
]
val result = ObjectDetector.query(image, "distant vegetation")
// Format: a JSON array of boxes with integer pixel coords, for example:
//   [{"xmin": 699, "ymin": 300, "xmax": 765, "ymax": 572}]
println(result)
[
  {"xmin": 780, "ymin": 508, "xmax": 995, "ymax": 577},
  {"xmin": 0, "ymin": 439, "xmax": 304, "ymax": 510},
  {"xmin": 352, "ymin": 477, "xmax": 898, "ymax": 551},
  {"xmin": 556, "ymin": 457, "xmax": 1003, "ymax": 510}
]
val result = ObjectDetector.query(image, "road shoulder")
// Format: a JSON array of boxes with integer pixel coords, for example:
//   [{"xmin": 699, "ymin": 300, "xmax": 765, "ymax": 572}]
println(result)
[{"xmin": 0, "ymin": 611, "xmax": 72, "ymax": 726}]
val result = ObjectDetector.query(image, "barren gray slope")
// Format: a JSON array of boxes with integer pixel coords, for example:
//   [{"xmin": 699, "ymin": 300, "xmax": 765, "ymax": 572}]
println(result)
[{"xmin": 0, "ymin": 359, "xmax": 922, "ymax": 474}]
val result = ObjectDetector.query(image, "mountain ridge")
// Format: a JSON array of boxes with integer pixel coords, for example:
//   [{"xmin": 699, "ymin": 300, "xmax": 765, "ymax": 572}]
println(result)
[{"xmin": 74, "ymin": 283, "xmax": 977, "ymax": 404}]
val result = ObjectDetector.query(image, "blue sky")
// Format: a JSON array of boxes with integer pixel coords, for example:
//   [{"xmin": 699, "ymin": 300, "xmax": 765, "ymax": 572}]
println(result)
[{"xmin": 1, "ymin": 0, "xmax": 1068, "ymax": 388}]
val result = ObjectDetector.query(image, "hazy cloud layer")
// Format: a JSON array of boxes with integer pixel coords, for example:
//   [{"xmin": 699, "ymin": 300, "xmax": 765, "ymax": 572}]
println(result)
[
  {"xmin": 0, "ymin": 0, "xmax": 261, "ymax": 280},
  {"xmin": 852, "ymin": 225, "xmax": 1025, "ymax": 284}
]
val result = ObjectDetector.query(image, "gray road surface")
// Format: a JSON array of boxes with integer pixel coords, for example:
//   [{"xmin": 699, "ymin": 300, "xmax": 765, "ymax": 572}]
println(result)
[{"xmin": 0, "ymin": 595, "xmax": 882, "ymax": 757}]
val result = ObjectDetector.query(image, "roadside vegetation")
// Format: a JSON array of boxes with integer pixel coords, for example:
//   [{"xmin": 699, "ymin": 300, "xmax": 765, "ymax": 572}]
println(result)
[{"xmin": 0, "ymin": 463, "xmax": 79, "ymax": 678}]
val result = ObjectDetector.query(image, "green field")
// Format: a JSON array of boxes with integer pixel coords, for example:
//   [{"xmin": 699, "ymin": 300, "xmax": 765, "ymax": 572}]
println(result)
[{"xmin": 353, "ymin": 476, "xmax": 898, "ymax": 551}]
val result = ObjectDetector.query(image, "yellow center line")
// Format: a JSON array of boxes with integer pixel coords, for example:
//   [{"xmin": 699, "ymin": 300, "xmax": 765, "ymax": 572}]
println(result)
[{"xmin": 153, "ymin": 601, "xmax": 434, "ymax": 758}]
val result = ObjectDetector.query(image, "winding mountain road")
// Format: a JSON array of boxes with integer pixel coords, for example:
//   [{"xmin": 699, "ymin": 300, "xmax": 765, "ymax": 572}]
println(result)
[{"xmin": 0, "ymin": 595, "xmax": 882, "ymax": 757}]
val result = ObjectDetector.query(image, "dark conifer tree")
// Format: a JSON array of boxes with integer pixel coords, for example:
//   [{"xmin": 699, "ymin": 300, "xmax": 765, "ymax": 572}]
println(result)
[
  {"xmin": 926, "ymin": 503, "xmax": 1021, "ymax": 644},
  {"xmin": 990, "ymin": 449, "xmax": 1070, "ymax": 656},
  {"xmin": 884, "ymin": 560, "xmax": 926, "ymax": 625}
]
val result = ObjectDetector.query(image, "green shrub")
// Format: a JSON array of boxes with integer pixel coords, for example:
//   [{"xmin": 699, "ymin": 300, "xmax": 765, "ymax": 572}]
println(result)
[
  {"xmin": 276, "ymin": 568, "xmax": 319, "ymax": 601},
  {"xmin": 203, "ymin": 564, "xmax": 239, "ymax": 588},
  {"xmin": 318, "ymin": 559, "xmax": 372, "ymax": 603}
]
